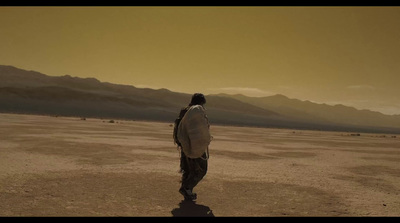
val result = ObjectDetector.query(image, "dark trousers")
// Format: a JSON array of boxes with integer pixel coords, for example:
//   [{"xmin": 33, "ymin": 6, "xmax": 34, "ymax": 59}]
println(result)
[{"xmin": 180, "ymin": 150, "xmax": 208, "ymax": 190}]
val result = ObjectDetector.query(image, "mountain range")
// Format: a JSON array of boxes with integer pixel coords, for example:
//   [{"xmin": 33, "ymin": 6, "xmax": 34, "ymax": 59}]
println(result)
[{"xmin": 1, "ymin": 65, "xmax": 400, "ymax": 134}]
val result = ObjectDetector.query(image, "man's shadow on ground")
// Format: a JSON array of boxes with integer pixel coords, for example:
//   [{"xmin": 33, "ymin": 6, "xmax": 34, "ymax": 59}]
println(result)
[{"xmin": 171, "ymin": 199, "xmax": 215, "ymax": 217}]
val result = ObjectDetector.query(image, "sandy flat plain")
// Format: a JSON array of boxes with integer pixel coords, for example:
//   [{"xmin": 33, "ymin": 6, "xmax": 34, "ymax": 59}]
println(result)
[{"xmin": 0, "ymin": 113, "xmax": 399, "ymax": 217}]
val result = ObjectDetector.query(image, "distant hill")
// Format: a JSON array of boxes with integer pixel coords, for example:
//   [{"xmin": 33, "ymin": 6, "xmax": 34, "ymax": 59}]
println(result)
[
  {"xmin": 212, "ymin": 93, "xmax": 400, "ymax": 131},
  {"xmin": 1, "ymin": 65, "xmax": 400, "ymax": 134},
  {"xmin": 0, "ymin": 65, "xmax": 279, "ymax": 126}
]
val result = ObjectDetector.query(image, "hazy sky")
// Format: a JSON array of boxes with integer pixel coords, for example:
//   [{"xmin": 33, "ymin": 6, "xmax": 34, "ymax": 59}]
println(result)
[{"xmin": 1, "ymin": 6, "xmax": 400, "ymax": 115}]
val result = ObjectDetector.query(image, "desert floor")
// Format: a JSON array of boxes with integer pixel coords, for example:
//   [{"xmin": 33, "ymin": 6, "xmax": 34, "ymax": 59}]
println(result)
[{"xmin": 0, "ymin": 113, "xmax": 399, "ymax": 217}]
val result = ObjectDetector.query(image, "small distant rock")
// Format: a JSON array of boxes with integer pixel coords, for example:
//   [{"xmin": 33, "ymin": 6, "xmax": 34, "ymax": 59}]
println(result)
[
  {"xmin": 109, "ymin": 120, "xmax": 115, "ymax": 123},
  {"xmin": 350, "ymin": 133, "xmax": 361, "ymax": 136}
]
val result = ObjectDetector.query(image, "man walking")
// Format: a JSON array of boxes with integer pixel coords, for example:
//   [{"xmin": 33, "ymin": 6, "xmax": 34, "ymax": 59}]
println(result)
[{"xmin": 174, "ymin": 93, "xmax": 211, "ymax": 201}]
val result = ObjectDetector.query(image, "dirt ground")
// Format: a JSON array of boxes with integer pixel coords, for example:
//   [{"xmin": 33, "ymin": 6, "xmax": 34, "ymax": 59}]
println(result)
[{"xmin": 0, "ymin": 113, "xmax": 399, "ymax": 217}]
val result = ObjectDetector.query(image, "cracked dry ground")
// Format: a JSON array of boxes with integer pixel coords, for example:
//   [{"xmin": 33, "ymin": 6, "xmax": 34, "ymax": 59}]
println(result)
[{"xmin": 0, "ymin": 113, "xmax": 399, "ymax": 216}]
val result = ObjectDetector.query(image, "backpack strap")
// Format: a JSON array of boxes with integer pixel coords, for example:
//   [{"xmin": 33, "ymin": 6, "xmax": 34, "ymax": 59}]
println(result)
[{"xmin": 200, "ymin": 146, "xmax": 210, "ymax": 160}]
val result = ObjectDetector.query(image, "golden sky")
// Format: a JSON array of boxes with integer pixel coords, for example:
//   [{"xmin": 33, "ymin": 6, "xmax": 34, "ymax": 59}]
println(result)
[{"xmin": 1, "ymin": 6, "xmax": 400, "ymax": 114}]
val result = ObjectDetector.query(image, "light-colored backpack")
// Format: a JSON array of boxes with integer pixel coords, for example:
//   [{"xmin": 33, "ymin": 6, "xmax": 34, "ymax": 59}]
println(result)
[{"xmin": 177, "ymin": 105, "xmax": 211, "ymax": 159}]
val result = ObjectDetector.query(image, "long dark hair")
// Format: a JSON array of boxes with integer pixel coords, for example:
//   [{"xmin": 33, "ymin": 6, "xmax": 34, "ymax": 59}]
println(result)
[{"xmin": 189, "ymin": 93, "xmax": 206, "ymax": 106}]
